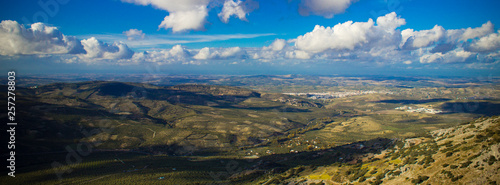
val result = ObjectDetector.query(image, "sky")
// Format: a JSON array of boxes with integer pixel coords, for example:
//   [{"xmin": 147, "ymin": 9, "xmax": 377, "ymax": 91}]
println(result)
[{"xmin": 0, "ymin": 0, "xmax": 499, "ymax": 77}]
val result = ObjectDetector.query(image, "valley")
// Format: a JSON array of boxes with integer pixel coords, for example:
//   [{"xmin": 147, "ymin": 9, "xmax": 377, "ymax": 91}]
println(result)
[{"xmin": 1, "ymin": 75, "xmax": 499, "ymax": 184}]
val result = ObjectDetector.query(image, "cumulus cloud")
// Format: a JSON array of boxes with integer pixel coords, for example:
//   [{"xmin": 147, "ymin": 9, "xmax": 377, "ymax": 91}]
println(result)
[
  {"xmin": 159, "ymin": 7, "xmax": 208, "ymax": 32},
  {"xmin": 130, "ymin": 45, "xmax": 190, "ymax": 64},
  {"xmin": 193, "ymin": 46, "xmax": 246, "ymax": 59},
  {"xmin": 460, "ymin": 21, "xmax": 494, "ymax": 41},
  {"xmin": 121, "ymin": 0, "xmax": 258, "ymax": 32},
  {"xmin": 0, "ymin": 20, "xmax": 84, "ymax": 55},
  {"xmin": 295, "ymin": 12, "xmax": 405, "ymax": 53},
  {"xmin": 401, "ymin": 21, "xmax": 495, "ymax": 52},
  {"xmin": 376, "ymin": 12, "xmax": 407, "ymax": 32},
  {"xmin": 80, "ymin": 37, "xmax": 134, "ymax": 60},
  {"xmin": 121, "ymin": 0, "xmax": 210, "ymax": 32},
  {"xmin": 0, "ymin": 20, "xmax": 135, "ymax": 61},
  {"xmin": 419, "ymin": 49, "xmax": 475, "ymax": 64},
  {"xmin": 263, "ymin": 39, "xmax": 286, "ymax": 51},
  {"xmin": 465, "ymin": 31, "xmax": 500, "ymax": 53},
  {"xmin": 123, "ymin": 29, "xmax": 145, "ymax": 40},
  {"xmin": 298, "ymin": 0, "xmax": 358, "ymax": 18},
  {"xmin": 295, "ymin": 21, "xmax": 373, "ymax": 52},
  {"xmin": 286, "ymin": 50, "xmax": 311, "ymax": 59},
  {"xmin": 218, "ymin": 0, "xmax": 258, "ymax": 23},
  {"xmin": 402, "ymin": 25, "xmax": 445, "ymax": 49}
]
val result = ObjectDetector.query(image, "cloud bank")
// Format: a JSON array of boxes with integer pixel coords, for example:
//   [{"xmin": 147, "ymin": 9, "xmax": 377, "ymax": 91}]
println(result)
[
  {"xmin": 0, "ymin": 20, "xmax": 84, "ymax": 55},
  {"xmin": 1, "ymin": 12, "xmax": 499, "ymax": 68},
  {"xmin": 0, "ymin": 20, "xmax": 133, "ymax": 61}
]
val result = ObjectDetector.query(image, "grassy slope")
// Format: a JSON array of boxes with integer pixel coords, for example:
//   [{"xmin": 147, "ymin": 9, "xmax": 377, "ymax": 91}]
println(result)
[{"xmin": 262, "ymin": 116, "xmax": 500, "ymax": 185}]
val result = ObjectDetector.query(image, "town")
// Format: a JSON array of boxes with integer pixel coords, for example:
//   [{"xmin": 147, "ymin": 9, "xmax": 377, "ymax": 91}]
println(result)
[
  {"xmin": 284, "ymin": 90, "xmax": 394, "ymax": 100},
  {"xmin": 395, "ymin": 106, "xmax": 444, "ymax": 114}
]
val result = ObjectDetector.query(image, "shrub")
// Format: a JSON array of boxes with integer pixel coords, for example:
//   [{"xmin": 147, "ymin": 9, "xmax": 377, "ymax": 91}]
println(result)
[
  {"xmin": 392, "ymin": 170, "xmax": 401, "ymax": 176},
  {"xmin": 349, "ymin": 168, "xmax": 369, "ymax": 181},
  {"xmin": 460, "ymin": 161, "xmax": 473, "ymax": 168},
  {"xmin": 411, "ymin": 175, "xmax": 429, "ymax": 184},
  {"xmin": 488, "ymin": 155, "xmax": 497, "ymax": 165},
  {"xmin": 370, "ymin": 179, "xmax": 383, "ymax": 185},
  {"xmin": 451, "ymin": 175, "xmax": 464, "ymax": 182},
  {"xmin": 359, "ymin": 176, "xmax": 367, "ymax": 182},
  {"xmin": 446, "ymin": 152, "xmax": 453, "ymax": 157}
]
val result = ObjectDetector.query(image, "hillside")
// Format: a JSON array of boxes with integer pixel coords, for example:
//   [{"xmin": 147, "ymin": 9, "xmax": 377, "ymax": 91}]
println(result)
[
  {"xmin": 258, "ymin": 116, "xmax": 500, "ymax": 185},
  {"xmin": 1, "ymin": 80, "xmax": 499, "ymax": 184},
  {"xmin": 1, "ymin": 81, "xmax": 328, "ymax": 156}
]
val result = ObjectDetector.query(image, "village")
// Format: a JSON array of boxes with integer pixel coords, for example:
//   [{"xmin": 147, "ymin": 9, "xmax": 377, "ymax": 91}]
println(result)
[
  {"xmin": 395, "ymin": 106, "xmax": 444, "ymax": 114},
  {"xmin": 284, "ymin": 90, "xmax": 394, "ymax": 100}
]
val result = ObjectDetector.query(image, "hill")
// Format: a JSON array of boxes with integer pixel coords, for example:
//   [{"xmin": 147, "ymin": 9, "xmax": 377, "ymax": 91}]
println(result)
[
  {"xmin": 0, "ymin": 81, "xmax": 327, "ymax": 156},
  {"xmin": 257, "ymin": 116, "xmax": 500, "ymax": 184}
]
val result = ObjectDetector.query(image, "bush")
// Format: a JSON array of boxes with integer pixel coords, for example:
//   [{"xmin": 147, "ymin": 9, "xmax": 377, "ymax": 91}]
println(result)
[
  {"xmin": 349, "ymin": 168, "xmax": 369, "ymax": 181},
  {"xmin": 411, "ymin": 175, "xmax": 429, "ymax": 184},
  {"xmin": 446, "ymin": 152, "xmax": 453, "ymax": 157},
  {"xmin": 460, "ymin": 161, "xmax": 473, "ymax": 168},
  {"xmin": 392, "ymin": 170, "xmax": 401, "ymax": 176},
  {"xmin": 451, "ymin": 175, "xmax": 464, "ymax": 182},
  {"xmin": 359, "ymin": 176, "xmax": 367, "ymax": 182},
  {"xmin": 370, "ymin": 179, "xmax": 383, "ymax": 185},
  {"xmin": 488, "ymin": 156, "xmax": 497, "ymax": 165},
  {"xmin": 310, "ymin": 182, "xmax": 325, "ymax": 185}
]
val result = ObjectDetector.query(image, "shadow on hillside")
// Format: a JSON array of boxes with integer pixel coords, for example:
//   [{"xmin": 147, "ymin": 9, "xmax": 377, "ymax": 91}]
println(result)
[
  {"xmin": 375, "ymin": 98, "xmax": 451, "ymax": 105},
  {"xmin": 91, "ymin": 82, "xmax": 309, "ymax": 113},
  {"xmin": 440, "ymin": 102, "xmax": 500, "ymax": 116},
  {"xmin": 212, "ymin": 105, "xmax": 312, "ymax": 112},
  {"xmin": 5, "ymin": 138, "xmax": 396, "ymax": 184}
]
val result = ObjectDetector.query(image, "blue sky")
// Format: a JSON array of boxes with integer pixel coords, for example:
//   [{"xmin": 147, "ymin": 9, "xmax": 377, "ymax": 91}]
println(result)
[{"xmin": 1, "ymin": 0, "xmax": 499, "ymax": 76}]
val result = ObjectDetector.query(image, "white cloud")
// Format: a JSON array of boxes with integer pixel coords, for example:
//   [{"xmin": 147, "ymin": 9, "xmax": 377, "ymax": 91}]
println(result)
[
  {"xmin": 298, "ymin": 0, "xmax": 358, "ymax": 18},
  {"xmin": 376, "ymin": 12, "xmax": 406, "ymax": 33},
  {"xmin": 218, "ymin": 0, "xmax": 258, "ymax": 23},
  {"xmin": 193, "ymin": 46, "xmax": 246, "ymax": 59},
  {"xmin": 465, "ymin": 31, "xmax": 500, "ymax": 53},
  {"xmin": 401, "ymin": 21, "xmax": 494, "ymax": 52},
  {"xmin": 193, "ymin": 47, "xmax": 211, "ymax": 59},
  {"xmin": 295, "ymin": 21, "xmax": 374, "ymax": 52},
  {"xmin": 123, "ymin": 29, "xmax": 145, "ymax": 40},
  {"xmin": 220, "ymin": 47, "xmax": 244, "ymax": 57},
  {"xmin": 263, "ymin": 39, "xmax": 286, "ymax": 51},
  {"xmin": 80, "ymin": 37, "xmax": 134, "ymax": 60},
  {"xmin": 121, "ymin": 0, "xmax": 258, "ymax": 32},
  {"xmin": 0, "ymin": 21, "xmax": 136, "ymax": 61},
  {"xmin": 159, "ymin": 7, "xmax": 208, "ymax": 32},
  {"xmin": 460, "ymin": 21, "xmax": 494, "ymax": 41},
  {"xmin": 402, "ymin": 25, "xmax": 445, "ymax": 49},
  {"xmin": 295, "ymin": 12, "xmax": 406, "ymax": 53},
  {"xmin": 286, "ymin": 50, "xmax": 311, "ymax": 59},
  {"xmin": 0, "ymin": 20, "xmax": 84, "ymax": 56},
  {"xmin": 121, "ymin": 0, "xmax": 210, "ymax": 32},
  {"xmin": 130, "ymin": 45, "xmax": 190, "ymax": 64},
  {"xmin": 419, "ymin": 49, "xmax": 475, "ymax": 64},
  {"xmin": 169, "ymin": 44, "xmax": 190, "ymax": 57}
]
